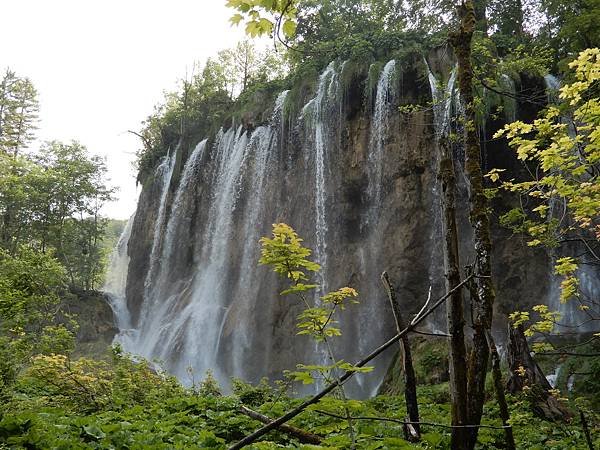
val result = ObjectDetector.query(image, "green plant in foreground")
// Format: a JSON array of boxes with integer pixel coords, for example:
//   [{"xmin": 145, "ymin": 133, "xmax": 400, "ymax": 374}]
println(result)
[{"xmin": 259, "ymin": 223, "xmax": 372, "ymax": 446}]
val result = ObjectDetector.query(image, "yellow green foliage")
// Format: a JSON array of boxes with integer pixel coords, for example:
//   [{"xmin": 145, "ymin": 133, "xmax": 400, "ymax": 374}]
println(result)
[
  {"xmin": 259, "ymin": 223, "xmax": 370, "ymax": 389},
  {"xmin": 494, "ymin": 49, "xmax": 600, "ymax": 336},
  {"xmin": 19, "ymin": 349, "xmax": 183, "ymax": 413},
  {"xmin": 226, "ymin": 0, "xmax": 298, "ymax": 38},
  {"xmin": 493, "ymin": 48, "xmax": 600, "ymax": 239}
]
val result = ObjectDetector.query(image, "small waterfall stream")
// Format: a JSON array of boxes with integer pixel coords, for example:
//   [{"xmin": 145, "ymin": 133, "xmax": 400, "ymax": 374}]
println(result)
[
  {"xmin": 301, "ymin": 61, "xmax": 343, "ymax": 290},
  {"xmin": 367, "ymin": 59, "xmax": 397, "ymax": 222},
  {"xmin": 426, "ymin": 65, "xmax": 458, "ymax": 332},
  {"xmin": 103, "ymin": 213, "xmax": 135, "ymax": 345}
]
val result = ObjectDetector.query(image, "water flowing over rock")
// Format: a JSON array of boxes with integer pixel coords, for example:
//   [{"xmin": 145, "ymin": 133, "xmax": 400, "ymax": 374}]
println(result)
[
  {"xmin": 426, "ymin": 64, "xmax": 458, "ymax": 332},
  {"xmin": 103, "ymin": 213, "xmax": 135, "ymax": 345},
  {"xmin": 108, "ymin": 58, "xmax": 599, "ymax": 397}
]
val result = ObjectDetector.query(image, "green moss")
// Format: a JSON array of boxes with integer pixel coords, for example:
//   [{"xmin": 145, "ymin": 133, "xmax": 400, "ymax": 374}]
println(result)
[
  {"xmin": 366, "ymin": 61, "xmax": 385, "ymax": 104},
  {"xmin": 379, "ymin": 337, "xmax": 450, "ymax": 395}
]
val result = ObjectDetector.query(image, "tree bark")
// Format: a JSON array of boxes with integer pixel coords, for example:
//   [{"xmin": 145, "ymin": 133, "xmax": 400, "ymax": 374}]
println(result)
[
  {"xmin": 485, "ymin": 330, "xmax": 516, "ymax": 450},
  {"xmin": 450, "ymin": 2, "xmax": 497, "ymax": 448},
  {"xmin": 381, "ymin": 271, "xmax": 420, "ymax": 441},
  {"xmin": 506, "ymin": 324, "xmax": 551, "ymax": 393},
  {"xmin": 506, "ymin": 324, "xmax": 572, "ymax": 422},
  {"xmin": 580, "ymin": 409, "xmax": 595, "ymax": 450},
  {"xmin": 438, "ymin": 135, "xmax": 470, "ymax": 450}
]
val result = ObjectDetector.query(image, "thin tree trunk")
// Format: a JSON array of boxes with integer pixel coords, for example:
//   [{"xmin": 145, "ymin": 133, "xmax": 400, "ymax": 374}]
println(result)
[
  {"xmin": 450, "ymin": 2, "xmax": 497, "ymax": 448},
  {"xmin": 438, "ymin": 135, "xmax": 470, "ymax": 450},
  {"xmin": 580, "ymin": 409, "xmax": 595, "ymax": 450},
  {"xmin": 506, "ymin": 324, "xmax": 551, "ymax": 393},
  {"xmin": 381, "ymin": 271, "xmax": 420, "ymax": 441},
  {"xmin": 485, "ymin": 330, "xmax": 516, "ymax": 450}
]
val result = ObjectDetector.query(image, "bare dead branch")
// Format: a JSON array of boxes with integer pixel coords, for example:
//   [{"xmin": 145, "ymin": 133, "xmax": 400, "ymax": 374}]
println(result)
[
  {"xmin": 313, "ymin": 410, "xmax": 512, "ymax": 430},
  {"xmin": 228, "ymin": 274, "xmax": 475, "ymax": 449}
]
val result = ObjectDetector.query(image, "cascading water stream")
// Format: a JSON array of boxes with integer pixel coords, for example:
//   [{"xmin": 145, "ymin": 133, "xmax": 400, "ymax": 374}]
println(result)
[
  {"xmin": 138, "ymin": 151, "xmax": 177, "ymax": 331},
  {"xmin": 302, "ymin": 62, "xmax": 343, "ymax": 290},
  {"xmin": 114, "ymin": 90, "xmax": 296, "ymax": 388},
  {"xmin": 222, "ymin": 91, "xmax": 288, "ymax": 375},
  {"xmin": 426, "ymin": 65, "xmax": 457, "ymax": 332},
  {"xmin": 544, "ymin": 74, "xmax": 561, "ymax": 103},
  {"xmin": 299, "ymin": 62, "xmax": 347, "ymax": 391},
  {"xmin": 133, "ymin": 140, "xmax": 208, "ymax": 362},
  {"xmin": 498, "ymin": 74, "xmax": 517, "ymax": 123},
  {"xmin": 354, "ymin": 60, "xmax": 398, "ymax": 392},
  {"xmin": 157, "ymin": 127, "xmax": 250, "ymax": 382},
  {"xmin": 366, "ymin": 60, "xmax": 397, "ymax": 227},
  {"xmin": 103, "ymin": 213, "xmax": 136, "ymax": 345}
]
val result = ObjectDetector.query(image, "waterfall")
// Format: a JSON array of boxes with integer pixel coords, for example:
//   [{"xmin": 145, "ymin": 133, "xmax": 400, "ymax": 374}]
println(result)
[
  {"xmin": 544, "ymin": 74, "xmax": 561, "ymax": 103},
  {"xmin": 498, "ymin": 74, "xmax": 517, "ymax": 123},
  {"xmin": 139, "ymin": 127, "xmax": 250, "ymax": 383},
  {"xmin": 133, "ymin": 140, "xmax": 209, "ymax": 362},
  {"xmin": 366, "ymin": 59, "xmax": 396, "ymax": 223},
  {"xmin": 140, "ymin": 150, "xmax": 177, "ymax": 327},
  {"xmin": 110, "ymin": 87, "xmax": 295, "ymax": 388},
  {"xmin": 428, "ymin": 67, "xmax": 457, "ymax": 137},
  {"xmin": 549, "ymin": 257, "xmax": 600, "ymax": 333},
  {"xmin": 347, "ymin": 59, "xmax": 399, "ymax": 395},
  {"xmin": 546, "ymin": 365, "xmax": 561, "ymax": 388},
  {"xmin": 104, "ymin": 213, "xmax": 135, "ymax": 339},
  {"xmin": 302, "ymin": 61, "xmax": 343, "ymax": 290},
  {"xmin": 107, "ymin": 59, "xmax": 499, "ymax": 398},
  {"xmin": 218, "ymin": 125, "xmax": 277, "ymax": 378},
  {"xmin": 426, "ymin": 65, "xmax": 458, "ymax": 332}
]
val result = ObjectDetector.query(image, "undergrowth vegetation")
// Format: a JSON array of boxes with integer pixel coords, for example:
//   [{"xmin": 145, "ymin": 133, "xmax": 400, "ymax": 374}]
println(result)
[{"xmin": 1, "ymin": 362, "xmax": 598, "ymax": 449}]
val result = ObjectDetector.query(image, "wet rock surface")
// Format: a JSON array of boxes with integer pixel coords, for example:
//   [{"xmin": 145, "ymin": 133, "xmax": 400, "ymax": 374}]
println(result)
[{"xmin": 119, "ymin": 58, "xmax": 561, "ymax": 396}]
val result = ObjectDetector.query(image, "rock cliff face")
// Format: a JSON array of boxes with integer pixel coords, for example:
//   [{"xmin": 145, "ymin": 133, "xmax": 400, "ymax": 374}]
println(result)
[
  {"xmin": 58, "ymin": 290, "xmax": 118, "ymax": 358},
  {"xmin": 108, "ymin": 55, "xmax": 575, "ymax": 397}
]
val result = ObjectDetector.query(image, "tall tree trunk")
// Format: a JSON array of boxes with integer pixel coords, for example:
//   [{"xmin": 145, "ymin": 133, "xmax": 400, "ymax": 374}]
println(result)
[
  {"xmin": 438, "ymin": 135, "xmax": 470, "ymax": 450},
  {"xmin": 381, "ymin": 271, "xmax": 420, "ymax": 441},
  {"xmin": 450, "ymin": 2, "xmax": 496, "ymax": 448}
]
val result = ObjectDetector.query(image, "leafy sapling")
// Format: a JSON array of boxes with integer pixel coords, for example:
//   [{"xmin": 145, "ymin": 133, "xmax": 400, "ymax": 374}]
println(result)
[{"xmin": 259, "ymin": 223, "xmax": 372, "ymax": 447}]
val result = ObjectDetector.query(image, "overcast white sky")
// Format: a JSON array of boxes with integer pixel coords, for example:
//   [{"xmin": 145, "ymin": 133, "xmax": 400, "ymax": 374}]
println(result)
[{"xmin": 1, "ymin": 0, "xmax": 250, "ymax": 219}]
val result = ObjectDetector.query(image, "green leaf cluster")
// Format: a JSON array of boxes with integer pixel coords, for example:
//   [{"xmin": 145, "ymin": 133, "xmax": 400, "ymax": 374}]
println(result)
[{"xmin": 493, "ymin": 49, "xmax": 600, "ymax": 335}]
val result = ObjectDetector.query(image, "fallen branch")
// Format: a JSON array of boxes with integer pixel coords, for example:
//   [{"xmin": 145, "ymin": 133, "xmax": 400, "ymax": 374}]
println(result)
[
  {"xmin": 228, "ymin": 274, "xmax": 475, "ymax": 449},
  {"xmin": 412, "ymin": 329, "xmax": 452, "ymax": 338},
  {"xmin": 238, "ymin": 406, "xmax": 322, "ymax": 445},
  {"xmin": 313, "ymin": 410, "xmax": 511, "ymax": 430},
  {"xmin": 535, "ymin": 351, "xmax": 600, "ymax": 357}
]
